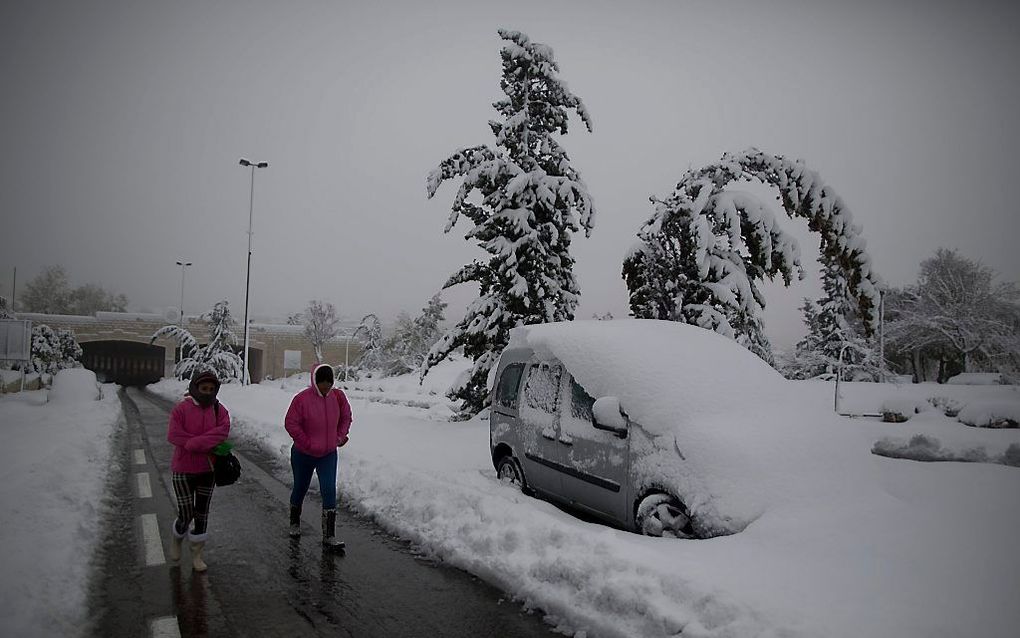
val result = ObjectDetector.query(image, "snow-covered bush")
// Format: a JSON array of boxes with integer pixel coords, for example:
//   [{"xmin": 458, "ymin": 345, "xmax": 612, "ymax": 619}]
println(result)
[
  {"xmin": 871, "ymin": 434, "xmax": 1020, "ymax": 467},
  {"xmin": 957, "ymin": 401, "xmax": 1020, "ymax": 429},
  {"xmin": 946, "ymin": 372, "xmax": 1004, "ymax": 386},
  {"xmin": 928, "ymin": 395, "xmax": 965, "ymax": 417},
  {"xmin": 150, "ymin": 300, "xmax": 243, "ymax": 382},
  {"xmin": 383, "ymin": 294, "xmax": 447, "ymax": 376},
  {"xmin": 49, "ymin": 368, "xmax": 101, "ymax": 403},
  {"xmin": 1003, "ymin": 444, "xmax": 1020, "ymax": 467},
  {"xmin": 27, "ymin": 324, "xmax": 82, "ymax": 376},
  {"xmin": 880, "ymin": 397, "xmax": 922, "ymax": 423}
]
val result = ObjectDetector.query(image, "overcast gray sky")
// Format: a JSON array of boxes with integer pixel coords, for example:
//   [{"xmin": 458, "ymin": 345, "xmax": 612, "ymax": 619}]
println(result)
[{"xmin": 2, "ymin": 0, "xmax": 1018, "ymax": 348}]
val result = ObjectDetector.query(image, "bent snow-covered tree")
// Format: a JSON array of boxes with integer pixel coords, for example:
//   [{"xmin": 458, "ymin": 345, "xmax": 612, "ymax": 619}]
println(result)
[
  {"xmin": 151, "ymin": 300, "xmax": 243, "ymax": 381},
  {"xmin": 422, "ymin": 29, "xmax": 596, "ymax": 415},
  {"xmin": 624, "ymin": 148, "xmax": 882, "ymax": 363}
]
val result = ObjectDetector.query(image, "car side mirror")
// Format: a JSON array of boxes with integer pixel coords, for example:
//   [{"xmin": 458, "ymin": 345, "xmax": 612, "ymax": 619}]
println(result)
[{"xmin": 592, "ymin": 396, "xmax": 628, "ymax": 438}]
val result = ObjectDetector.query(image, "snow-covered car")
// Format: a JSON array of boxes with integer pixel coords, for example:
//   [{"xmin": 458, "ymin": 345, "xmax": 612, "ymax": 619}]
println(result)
[{"xmin": 490, "ymin": 319, "xmax": 809, "ymax": 538}]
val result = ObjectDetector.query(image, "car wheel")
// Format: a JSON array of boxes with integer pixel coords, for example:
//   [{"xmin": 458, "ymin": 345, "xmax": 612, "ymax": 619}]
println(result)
[
  {"xmin": 496, "ymin": 455, "xmax": 526, "ymax": 491},
  {"xmin": 636, "ymin": 493, "xmax": 695, "ymax": 538}
]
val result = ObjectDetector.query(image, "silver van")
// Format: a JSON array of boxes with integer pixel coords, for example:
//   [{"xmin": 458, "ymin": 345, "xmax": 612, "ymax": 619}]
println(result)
[{"xmin": 489, "ymin": 340, "xmax": 699, "ymax": 538}]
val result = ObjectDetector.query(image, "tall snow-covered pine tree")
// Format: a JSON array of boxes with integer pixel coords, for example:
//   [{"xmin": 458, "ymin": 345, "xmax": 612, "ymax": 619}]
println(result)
[{"xmin": 423, "ymin": 29, "xmax": 596, "ymax": 415}]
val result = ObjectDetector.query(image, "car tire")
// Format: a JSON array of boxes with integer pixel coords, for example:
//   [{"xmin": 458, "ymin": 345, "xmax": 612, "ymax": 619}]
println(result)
[
  {"xmin": 496, "ymin": 455, "xmax": 528, "ymax": 492},
  {"xmin": 636, "ymin": 493, "xmax": 695, "ymax": 538}
]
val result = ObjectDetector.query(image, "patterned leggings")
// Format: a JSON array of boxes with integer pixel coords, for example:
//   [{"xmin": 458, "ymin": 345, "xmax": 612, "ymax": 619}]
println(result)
[{"xmin": 172, "ymin": 472, "xmax": 215, "ymax": 537}]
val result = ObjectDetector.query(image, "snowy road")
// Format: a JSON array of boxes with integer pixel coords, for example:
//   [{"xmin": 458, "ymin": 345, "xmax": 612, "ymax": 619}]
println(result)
[{"xmin": 88, "ymin": 388, "xmax": 553, "ymax": 638}]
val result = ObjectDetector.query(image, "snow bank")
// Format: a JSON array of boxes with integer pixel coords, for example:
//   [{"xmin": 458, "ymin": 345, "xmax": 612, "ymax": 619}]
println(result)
[
  {"xmin": 958, "ymin": 401, "xmax": 1020, "ymax": 428},
  {"xmin": 49, "ymin": 368, "xmax": 102, "ymax": 403},
  {"xmin": 0, "ymin": 385, "xmax": 120, "ymax": 636},
  {"xmin": 946, "ymin": 372, "xmax": 1004, "ymax": 385}
]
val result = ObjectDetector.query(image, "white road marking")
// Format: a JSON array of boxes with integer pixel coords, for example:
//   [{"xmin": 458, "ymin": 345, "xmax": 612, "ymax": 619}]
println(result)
[
  {"xmin": 136, "ymin": 472, "xmax": 152, "ymax": 499},
  {"xmin": 140, "ymin": 513, "xmax": 165, "ymax": 566},
  {"xmin": 133, "ymin": 449, "xmax": 146, "ymax": 465},
  {"xmin": 149, "ymin": 616, "xmax": 181, "ymax": 638}
]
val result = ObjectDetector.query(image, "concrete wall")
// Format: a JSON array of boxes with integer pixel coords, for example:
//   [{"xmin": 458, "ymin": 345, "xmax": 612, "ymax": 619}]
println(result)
[{"xmin": 16, "ymin": 312, "xmax": 363, "ymax": 383}]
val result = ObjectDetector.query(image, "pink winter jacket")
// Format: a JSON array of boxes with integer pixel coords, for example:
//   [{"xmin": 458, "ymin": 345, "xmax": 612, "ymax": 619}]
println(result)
[
  {"xmin": 167, "ymin": 398, "xmax": 231, "ymax": 473},
  {"xmin": 285, "ymin": 365, "xmax": 353, "ymax": 458}
]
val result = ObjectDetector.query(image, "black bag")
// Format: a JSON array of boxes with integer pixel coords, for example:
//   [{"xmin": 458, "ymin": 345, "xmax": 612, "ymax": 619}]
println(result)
[{"xmin": 212, "ymin": 452, "xmax": 241, "ymax": 486}]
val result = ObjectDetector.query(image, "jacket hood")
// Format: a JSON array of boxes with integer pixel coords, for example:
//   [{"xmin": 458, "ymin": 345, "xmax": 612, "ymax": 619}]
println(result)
[
  {"xmin": 188, "ymin": 370, "xmax": 221, "ymax": 406},
  {"xmin": 310, "ymin": 363, "xmax": 334, "ymax": 395}
]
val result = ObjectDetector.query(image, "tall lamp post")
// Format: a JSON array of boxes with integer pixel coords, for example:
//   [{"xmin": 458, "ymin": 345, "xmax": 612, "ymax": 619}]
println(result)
[
  {"xmin": 239, "ymin": 158, "xmax": 269, "ymax": 385},
  {"xmin": 175, "ymin": 260, "xmax": 192, "ymax": 328}
]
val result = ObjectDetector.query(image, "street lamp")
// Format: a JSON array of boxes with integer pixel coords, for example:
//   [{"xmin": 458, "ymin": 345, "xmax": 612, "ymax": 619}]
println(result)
[
  {"xmin": 239, "ymin": 157, "xmax": 269, "ymax": 385},
  {"xmin": 175, "ymin": 260, "xmax": 192, "ymax": 328}
]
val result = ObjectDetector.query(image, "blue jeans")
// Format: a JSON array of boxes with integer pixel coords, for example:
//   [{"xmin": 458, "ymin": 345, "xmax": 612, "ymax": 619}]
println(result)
[{"xmin": 290, "ymin": 447, "xmax": 338, "ymax": 510}]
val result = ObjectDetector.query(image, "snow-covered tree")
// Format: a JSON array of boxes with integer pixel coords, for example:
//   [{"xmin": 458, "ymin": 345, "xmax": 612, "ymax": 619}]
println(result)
[
  {"xmin": 788, "ymin": 263, "xmax": 883, "ymax": 380},
  {"xmin": 422, "ymin": 29, "xmax": 596, "ymax": 414},
  {"xmin": 384, "ymin": 294, "xmax": 448, "ymax": 376},
  {"xmin": 355, "ymin": 314, "xmax": 384, "ymax": 371},
  {"xmin": 624, "ymin": 148, "xmax": 882, "ymax": 364},
  {"xmin": 20, "ymin": 266, "xmax": 72, "ymax": 314},
  {"xmin": 151, "ymin": 300, "xmax": 243, "ymax": 381},
  {"xmin": 0, "ymin": 296, "xmax": 13, "ymax": 319},
  {"xmin": 886, "ymin": 249, "xmax": 1019, "ymax": 379},
  {"xmin": 302, "ymin": 300, "xmax": 340, "ymax": 363},
  {"xmin": 27, "ymin": 324, "xmax": 82, "ymax": 375}
]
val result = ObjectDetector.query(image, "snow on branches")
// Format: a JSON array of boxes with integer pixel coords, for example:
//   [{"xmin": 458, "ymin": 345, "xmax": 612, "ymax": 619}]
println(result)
[
  {"xmin": 151, "ymin": 300, "xmax": 243, "ymax": 382},
  {"xmin": 423, "ymin": 29, "xmax": 595, "ymax": 415},
  {"xmin": 624, "ymin": 148, "xmax": 882, "ymax": 364}
]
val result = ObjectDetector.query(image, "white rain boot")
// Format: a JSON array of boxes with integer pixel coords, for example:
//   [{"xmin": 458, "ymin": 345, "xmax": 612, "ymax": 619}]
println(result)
[
  {"xmin": 189, "ymin": 531, "xmax": 209, "ymax": 572},
  {"xmin": 169, "ymin": 520, "xmax": 187, "ymax": 563}
]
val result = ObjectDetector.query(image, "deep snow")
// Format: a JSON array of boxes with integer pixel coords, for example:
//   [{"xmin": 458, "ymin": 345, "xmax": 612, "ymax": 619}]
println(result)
[
  {"xmin": 2, "ymin": 356, "xmax": 1017, "ymax": 638},
  {"xmin": 0, "ymin": 382, "xmax": 120, "ymax": 637},
  {"xmin": 146, "ymin": 367, "xmax": 1020, "ymax": 638}
]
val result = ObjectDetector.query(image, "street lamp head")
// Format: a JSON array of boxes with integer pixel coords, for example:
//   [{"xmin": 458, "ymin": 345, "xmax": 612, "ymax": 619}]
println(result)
[
  {"xmin": 256, "ymin": 161, "xmax": 269, "ymax": 168},
  {"xmin": 239, "ymin": 158, "xmax": 251, "ymax": 167},
  {"xmin": 239, "ymin": 158, "xmax": 269, "ymax": 168},
  {"xmin": 176, "ymin": 260, "xmax": 193, "ymax": 267}
]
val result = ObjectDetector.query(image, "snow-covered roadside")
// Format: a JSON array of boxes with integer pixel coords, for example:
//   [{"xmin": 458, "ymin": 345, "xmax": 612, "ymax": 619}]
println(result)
[
  {"xmin": 0, "ymin": 385, "xmax": 121, "ymax": 637},
  {"xmin": 149, "ymin": 376, "xmax": 1020, "ymax": 638}
]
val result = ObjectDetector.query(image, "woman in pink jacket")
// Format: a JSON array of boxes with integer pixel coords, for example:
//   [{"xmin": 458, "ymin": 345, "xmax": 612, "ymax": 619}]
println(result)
[
  {"xmin": 166, "ymin": 370, "xmax": 230, "ymax": 572},
  {"xmin": 285, "ymin": 363, "xmax": 352, "ymax": 550}
]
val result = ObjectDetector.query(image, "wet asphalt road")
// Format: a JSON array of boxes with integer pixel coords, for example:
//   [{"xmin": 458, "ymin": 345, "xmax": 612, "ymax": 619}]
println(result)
[{"xmin": 87, "ymin": 388, "xmax": 556, "ymax": 638}]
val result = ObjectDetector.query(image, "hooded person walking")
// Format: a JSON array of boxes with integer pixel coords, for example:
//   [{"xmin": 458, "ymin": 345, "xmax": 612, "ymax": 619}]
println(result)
[
  {"xmin": 166, "ymin": 369, "xmax": 231, "ymax": 572},
  {"xmin": 284, "ymin": 363, "xmax": 352, "ymax": 550}
]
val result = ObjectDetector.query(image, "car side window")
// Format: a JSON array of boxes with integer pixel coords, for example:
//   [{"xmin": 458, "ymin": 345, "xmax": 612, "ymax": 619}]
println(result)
[
  {"xmin": 495, "ymin": 363, "xmax": 525, "ymax": 410},
  {"xmin": 523, "ymin": 363, "xmax": 561, "ymax": 414},
  {"xmin": 570, "ymin": 377, "xmax": 596, "ymax": 421}
]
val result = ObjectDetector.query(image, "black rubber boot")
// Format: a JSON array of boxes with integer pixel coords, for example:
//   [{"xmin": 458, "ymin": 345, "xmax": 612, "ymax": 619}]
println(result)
[
  {"xmin": 321, "ymin": 509, "xmax": 345, "ymax": 551},
  {"xmin": 289, "ymin": 505, "xmax": 302, "ymax": 537}
]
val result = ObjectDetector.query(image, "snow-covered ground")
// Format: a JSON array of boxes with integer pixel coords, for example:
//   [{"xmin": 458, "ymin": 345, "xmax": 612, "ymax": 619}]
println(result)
[
  {"xmin": 0, "ymin": 376, "xmax": 121, "ymax": 637},
  {"xmin": 146, "ymin": 365, "xmax": 1020, "ymax": 638}
]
